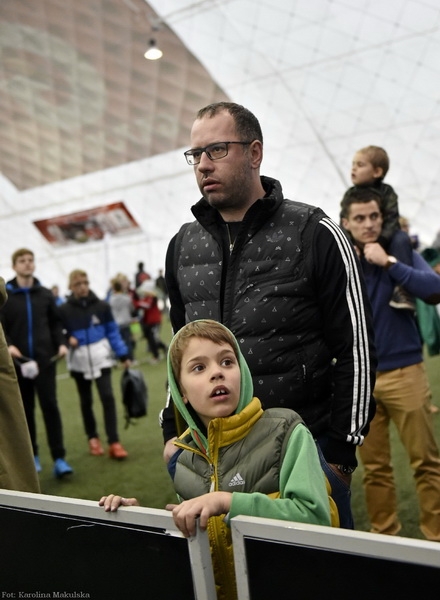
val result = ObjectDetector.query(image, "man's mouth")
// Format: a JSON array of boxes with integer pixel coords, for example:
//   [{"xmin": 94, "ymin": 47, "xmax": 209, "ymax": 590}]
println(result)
[{"xmin": 202, "ymin": 178, "xmax": 219, "ymax": 191}]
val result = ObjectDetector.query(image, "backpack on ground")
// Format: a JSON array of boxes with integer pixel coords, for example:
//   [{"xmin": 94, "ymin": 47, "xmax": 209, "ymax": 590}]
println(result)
[{"xmin": 120, "ymin": 368, "xmax": 148, "ymax": 428}]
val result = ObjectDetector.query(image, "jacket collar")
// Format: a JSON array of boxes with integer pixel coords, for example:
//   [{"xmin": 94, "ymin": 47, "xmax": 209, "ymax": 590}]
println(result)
[{"xmin": 191, "ymin": 176, "xmax": 284, "ymax": 228}]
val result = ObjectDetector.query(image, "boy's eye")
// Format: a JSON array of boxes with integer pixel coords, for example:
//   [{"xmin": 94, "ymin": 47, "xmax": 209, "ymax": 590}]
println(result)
[{"xmin": 222, "ymin": 358, "xmax": 236, "ymax": 367}]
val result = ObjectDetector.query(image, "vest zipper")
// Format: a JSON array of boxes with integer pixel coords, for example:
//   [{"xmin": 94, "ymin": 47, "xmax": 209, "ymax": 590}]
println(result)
[
  {"xmin": 226, "ymin": 224, "xmax": 235, "ymax": 253},
  {"xmin": 209, "ymin": 463, "xmax": 215, "ymax": 492}
]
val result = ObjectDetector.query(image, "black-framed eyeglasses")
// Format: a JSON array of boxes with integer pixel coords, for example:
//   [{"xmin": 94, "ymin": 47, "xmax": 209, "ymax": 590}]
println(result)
[{"xmin": 184, "ymin": 141, "xmax": 253, "ymax": 165}]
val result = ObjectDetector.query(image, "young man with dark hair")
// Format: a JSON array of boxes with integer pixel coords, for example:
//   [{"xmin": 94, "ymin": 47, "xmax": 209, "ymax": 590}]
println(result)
[
  {"xmin": 0, "ymin": 248, "xmax": 73, "ymax": 478},
  {"xmin": 341, "ymin": 187, "xmax": 440, "ymax": 541}
]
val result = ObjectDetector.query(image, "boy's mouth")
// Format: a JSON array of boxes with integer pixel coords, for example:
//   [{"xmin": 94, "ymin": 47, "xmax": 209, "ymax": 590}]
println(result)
[{"xmin": 211, "ymin": 386, "xmax": 229, "ymax": 397}]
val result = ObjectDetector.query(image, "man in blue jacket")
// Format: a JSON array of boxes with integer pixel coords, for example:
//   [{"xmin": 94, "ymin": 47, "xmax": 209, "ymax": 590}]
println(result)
[
  {"xmin": 341, "ymin": 187, "xmax": 440, "ymax": 541},
  {"xmin": 0, "ymin": 248, "xmax": 73, "ymax": 478}
]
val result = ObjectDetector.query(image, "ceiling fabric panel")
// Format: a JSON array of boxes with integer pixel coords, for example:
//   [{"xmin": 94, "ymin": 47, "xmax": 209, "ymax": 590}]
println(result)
[
  {"xmin": 150, "ymin": 0, "xmax": 440, "ymax": 242},
  {"xmin": 1, "ymin": 0, "xmax": 440, "ymax": 295}
]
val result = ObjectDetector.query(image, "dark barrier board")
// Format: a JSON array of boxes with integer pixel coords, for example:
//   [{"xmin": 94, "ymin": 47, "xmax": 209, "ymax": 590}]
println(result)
[
  {"xmin": 0, "ymin": 490, "xmax": 215, "ymax": 600},
  {"xmin": 231, "ymin": 516, "xmax": 440, "ymax": 600}
]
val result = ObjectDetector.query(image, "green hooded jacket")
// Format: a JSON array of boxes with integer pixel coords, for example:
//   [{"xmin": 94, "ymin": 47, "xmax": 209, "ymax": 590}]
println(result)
[{"xmin": 167, "ymin": 321, "xmax": 332, "ymax": 600}]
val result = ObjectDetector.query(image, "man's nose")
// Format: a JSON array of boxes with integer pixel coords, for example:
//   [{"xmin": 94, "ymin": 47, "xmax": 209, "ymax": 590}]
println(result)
[{"xmin": 197, "ymin": 151, "xmax": 214, "ymax": 171}]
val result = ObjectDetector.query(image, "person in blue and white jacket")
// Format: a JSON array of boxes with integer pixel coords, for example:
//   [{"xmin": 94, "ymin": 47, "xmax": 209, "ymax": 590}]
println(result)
[
  {"xmin": 59, "ymin": 269, "xmax": 131, "ymax": 460},
  {"xmin": 341, "ymin": 186, "xmax": 440, "ymax": 541}
]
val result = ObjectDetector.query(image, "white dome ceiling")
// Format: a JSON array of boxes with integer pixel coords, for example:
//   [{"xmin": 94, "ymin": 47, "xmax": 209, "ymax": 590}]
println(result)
[{"xmin": 1, "ymin": 0, "xmax": 440, "ymax": 296}]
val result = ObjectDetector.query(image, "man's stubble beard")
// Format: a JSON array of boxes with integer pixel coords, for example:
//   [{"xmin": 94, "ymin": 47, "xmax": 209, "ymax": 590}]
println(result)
[{"xmin": 202, "ymin": 162, "xmax": 254, "ymax": 216}]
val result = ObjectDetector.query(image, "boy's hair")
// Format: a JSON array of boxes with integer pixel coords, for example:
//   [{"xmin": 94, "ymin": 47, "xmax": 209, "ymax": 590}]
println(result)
[
  {"xmin": 112, "ymin": 280, "xmax": 123, "ymax": 292},
  {"xmin": 11, "ymin": 248, "xmax": 34, "ymax": 266},
  {"xmin": 357, "ymin": 145, "xmax": 389, "ymax": 178},
  {"xmin": 197, "ymin": 102, "xmax": 263, "ymax": 144},
  {"xmin": 340, "ymin": 187, "xmax": 383, "ymax": 219},
  {"xmin": 169, "ymin": 320, "xmax": 239, "ymax": 386},
  {"xmin": 68, "ymin": 269, "xmax": 88, "ymax": 288}
]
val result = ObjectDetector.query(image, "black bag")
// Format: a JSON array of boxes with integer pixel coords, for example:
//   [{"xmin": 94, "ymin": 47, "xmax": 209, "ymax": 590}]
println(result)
[{"xmin": 120, "ymin": 368, "xmax": 148, "ymax": 428}]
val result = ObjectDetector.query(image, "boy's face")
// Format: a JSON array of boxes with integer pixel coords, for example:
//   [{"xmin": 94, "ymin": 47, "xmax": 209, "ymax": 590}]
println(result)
[
  {"xmin": 179, "ymin": 337, "xmax": 241, "ymax": 428},
  {"xmin": 13, "ymin": 253, "xmax": 35, "ymax": 278},
  {"xmin": 351, "ymin": 151, "xmax": 383, "ymax": 185},
  {"xmin": 70, "ymin": 275, "xmax": 90, "ymax": 298},
  {"xmin": 342, "ymin": 200, "xmax": 383, "ymax": 249}
]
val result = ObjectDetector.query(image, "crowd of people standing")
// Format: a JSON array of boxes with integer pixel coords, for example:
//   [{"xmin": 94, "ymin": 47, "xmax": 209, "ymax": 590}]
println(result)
[
  {"xmin": 0, "ymin": 252, "xmax": 168, "ymax": 480},
  {"xmin": 2, "ymin": 103, "xmax": 440, "ymax": 590}
]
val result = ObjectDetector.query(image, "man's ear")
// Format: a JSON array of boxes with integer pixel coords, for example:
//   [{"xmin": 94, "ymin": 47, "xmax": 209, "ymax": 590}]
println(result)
[
  {"xmin": 249, "ymin": 139, "xmax": 263, "ymax": 169},
  {"xmin": 341, "ymin": 217, "xmax": 349, "ymax": 231}
]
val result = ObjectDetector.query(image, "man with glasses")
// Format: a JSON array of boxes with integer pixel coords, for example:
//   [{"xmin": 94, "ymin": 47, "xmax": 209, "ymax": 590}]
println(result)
[{"xmin": 160, "ymin": 102, "xmax": 376, "ymax": 528}]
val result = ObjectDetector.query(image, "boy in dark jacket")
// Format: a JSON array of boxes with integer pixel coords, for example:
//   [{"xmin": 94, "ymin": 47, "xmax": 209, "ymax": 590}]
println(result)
[{"xmin": 59, "ymin": 269, "xmax": 130, "ymax": 459}]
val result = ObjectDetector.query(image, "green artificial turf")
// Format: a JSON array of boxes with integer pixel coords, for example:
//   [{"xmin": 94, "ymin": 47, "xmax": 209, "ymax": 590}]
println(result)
[
  {"xmin": 35, "ymin": 318, "xmax": 176, "ymax": 509},
  {"xmin": 34, "ymin": 319, "xmax": 440, "ymax": 541}
]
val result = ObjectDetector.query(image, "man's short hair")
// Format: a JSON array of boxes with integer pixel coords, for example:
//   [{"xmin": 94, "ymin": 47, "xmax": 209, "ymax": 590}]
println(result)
[
  {"xmin": 197, "ymin": 102, "xmax": 263, "ymax": 144},
  {"xmin": 11, "ymin": 248, "xmax": 34, "ymax": 266},
  {"xmin": 340, "ymin": 187, "xmax": 383, "ymax": 219},
  {"xmin": 358, "ymin": 145, "xmax": 389, "ymax": 178}
]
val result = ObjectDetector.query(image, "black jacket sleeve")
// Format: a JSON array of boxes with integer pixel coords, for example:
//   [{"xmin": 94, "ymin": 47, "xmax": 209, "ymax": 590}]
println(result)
[
  {"xmin": 159, "ymin": 234, "xmax": 187, "ymax": 442},
  {"xmin": 312, "ymin": 218, "xmax": 377, "ymax": 465}
]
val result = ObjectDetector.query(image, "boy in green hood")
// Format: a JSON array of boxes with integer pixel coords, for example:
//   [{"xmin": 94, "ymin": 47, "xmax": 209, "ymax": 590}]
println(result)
[{"xmin": 100, "ymin": 320, "xmax": 333, "ymax": 599}]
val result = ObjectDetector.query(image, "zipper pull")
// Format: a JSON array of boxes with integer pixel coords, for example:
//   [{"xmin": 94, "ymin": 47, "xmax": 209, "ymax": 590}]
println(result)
[{"xmin": 209, "ymin": 463, "xmax": 215, "ymax": 492}]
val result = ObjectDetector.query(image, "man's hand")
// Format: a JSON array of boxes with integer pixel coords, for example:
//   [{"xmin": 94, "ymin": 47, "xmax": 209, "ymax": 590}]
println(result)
[
  {"xmin": 163, "ymin": 437, "xmax": 178, "ymax": 463},
  {"xmin": 363, "ymin": 242, "xmax": 389, "ymax": 267},
  {"xmin": 166, "ymin": 491, "xmax": 232, "ymax": 537}
]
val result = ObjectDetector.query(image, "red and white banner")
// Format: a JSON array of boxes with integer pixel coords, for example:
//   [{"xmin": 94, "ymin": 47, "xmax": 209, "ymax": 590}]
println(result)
[{"xmin": 33, "ymin": 202, "xmax": 141, "ymax": 246}]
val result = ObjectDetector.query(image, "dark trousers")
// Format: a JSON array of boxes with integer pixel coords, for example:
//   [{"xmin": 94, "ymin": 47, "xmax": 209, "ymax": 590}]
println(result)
[
  {"xmin": 71, "ymin": 368, "xmax": 119, "ymax": 444},
  {"xmin": 316, "ymin": 436, "xmax": 354, "ymax": 529},
  {"xmin": 17, "ymin": 362, "xmax": 66, "ymax": 461},
  {"xmin": 119, "ymin": 325, "xmax": 134, "ymax": 360},
  {"xmin": 141, "ymin": 323, "xmax": 167, "ymax": 359}
]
